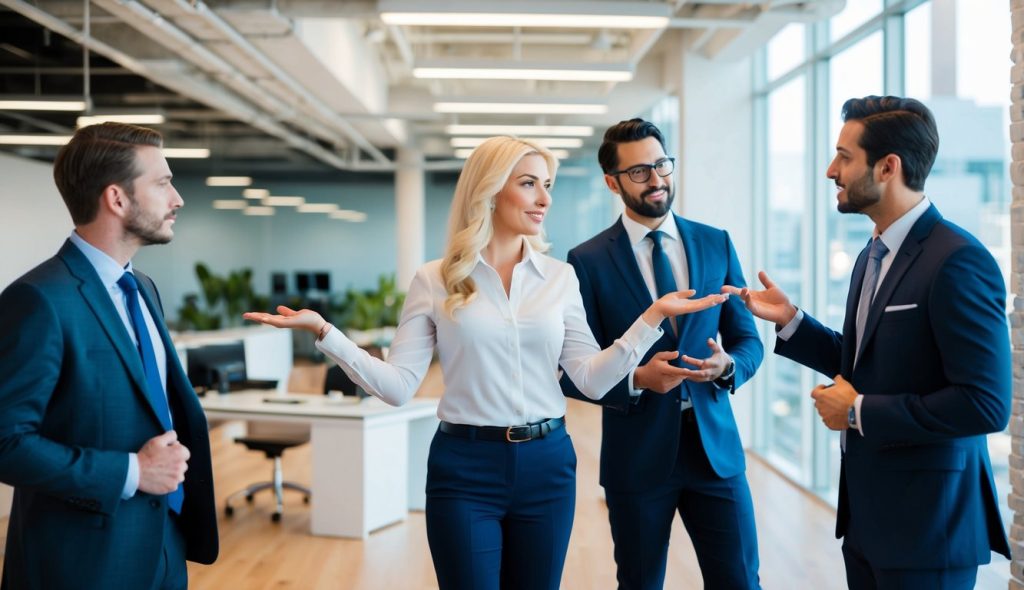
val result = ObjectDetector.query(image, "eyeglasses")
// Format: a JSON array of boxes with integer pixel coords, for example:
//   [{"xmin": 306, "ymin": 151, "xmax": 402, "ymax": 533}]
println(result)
[{"xmin": 608, "ymin": 157, "xmax": 675, "ymax": 184}]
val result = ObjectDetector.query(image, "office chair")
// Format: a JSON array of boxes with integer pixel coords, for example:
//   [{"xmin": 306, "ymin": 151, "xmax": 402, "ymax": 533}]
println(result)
[
  {"xmin": 225, "ymin": 433, "xmax": 311, "ymax": 523},
  {"xmin": 324, "ymin": 364, "xmax": 369, "ymax": 398}
]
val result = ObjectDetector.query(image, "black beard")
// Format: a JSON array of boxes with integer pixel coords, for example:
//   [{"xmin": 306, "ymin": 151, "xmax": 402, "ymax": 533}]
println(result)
[
  {"xmin": 621, "ymin": 182, "xmax": 675, "ymax": 219},
  {"xmin": 836, "ymin": 170, "xmax": 881, "ymax": 214}
]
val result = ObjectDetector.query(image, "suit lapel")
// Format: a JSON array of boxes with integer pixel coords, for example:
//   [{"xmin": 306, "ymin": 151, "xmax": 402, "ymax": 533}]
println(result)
[
  {"xmin": 59, "ymin": 241, "xmax": 168, "ymax": 428},
  {"xmin": 855, "ymin": 206, "xmax": 940, "ymax": 362},
  {"xmin": 607, "ymin": 220, "xmax": 655, "ymax": 311},
  {"xmin": 674, "ymin": 215, "xmax": 702, "ymax": 347}
]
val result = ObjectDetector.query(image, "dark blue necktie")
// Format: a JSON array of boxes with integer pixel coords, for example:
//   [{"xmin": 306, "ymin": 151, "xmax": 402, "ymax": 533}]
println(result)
[
  {"xmin": 118, "ymin": 272, "xmax": 184, "ymax": 513},
  {"xmin": 647, "ymin": 230, "xmax": 678, "ymax": 299},
  {"xmin": 648, "ymin": 231, "xmax": 687, "ymax": 401}
]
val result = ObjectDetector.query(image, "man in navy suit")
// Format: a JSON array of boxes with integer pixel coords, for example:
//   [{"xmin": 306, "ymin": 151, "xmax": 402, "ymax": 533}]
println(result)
[
  {"xmin": 0, "ymin": 123, "xmax": 218, "ymax": 589},
  {"xmin": 561, "ymin": 119, "xmax": 764, "ymax": 589},
  {"xmin": 727, "ymin": 96, "xmax": 1010, "ymax": 588}
]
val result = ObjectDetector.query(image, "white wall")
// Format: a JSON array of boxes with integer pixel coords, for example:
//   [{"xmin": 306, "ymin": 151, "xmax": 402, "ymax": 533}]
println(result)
[{"xmin": 0, "ymin": 152, "xmax": 73, "ymax": 288}]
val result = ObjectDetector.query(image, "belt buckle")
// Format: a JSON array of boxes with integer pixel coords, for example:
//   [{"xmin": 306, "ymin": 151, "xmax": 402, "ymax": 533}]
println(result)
[{"xmin": 505, "ymin": 425, "xmax": 531, "ymax": 443}]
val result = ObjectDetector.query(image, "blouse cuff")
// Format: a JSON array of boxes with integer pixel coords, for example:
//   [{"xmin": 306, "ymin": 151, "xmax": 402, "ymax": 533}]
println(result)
[
  {"xmin": 315, "ymin": 326, "xmax": 361, "ymax": 363},
  {"xmin": 620, "ymin": 315, "xmax": 664, "ymax": 353}
]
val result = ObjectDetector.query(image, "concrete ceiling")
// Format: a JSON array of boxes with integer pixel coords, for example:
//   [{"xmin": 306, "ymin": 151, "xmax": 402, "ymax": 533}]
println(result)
[{"xmin": 0, "ymin": 0, "xmax": 843, "ymax": 174}]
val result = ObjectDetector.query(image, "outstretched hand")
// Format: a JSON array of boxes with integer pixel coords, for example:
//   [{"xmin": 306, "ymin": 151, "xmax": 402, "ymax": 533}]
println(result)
[
  {"xmin": 243, "ymin": 305, "xmax": 326, "ymax": 335},
  {"xmin": 642, "ymin": 289, "xmax": 729, "ymax": 328},
  {"xmin": 721, "ymin": 271, "xmax": 797, "ymax": 327}
]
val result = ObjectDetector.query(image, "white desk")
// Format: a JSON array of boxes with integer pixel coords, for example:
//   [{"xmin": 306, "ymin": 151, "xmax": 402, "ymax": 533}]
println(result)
[{"xmin": 199, "ymin": 391, "xmax": 439, "ymax": 539}]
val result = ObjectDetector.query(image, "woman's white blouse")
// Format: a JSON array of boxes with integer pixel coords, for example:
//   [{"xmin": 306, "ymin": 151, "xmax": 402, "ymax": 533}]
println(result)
[{"xmin": 316, "ymin": 244, "xmax": 663, "ymax": 427}]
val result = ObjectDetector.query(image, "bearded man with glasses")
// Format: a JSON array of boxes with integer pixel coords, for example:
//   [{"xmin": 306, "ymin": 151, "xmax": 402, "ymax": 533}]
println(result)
[{"xmin": 561, "ymin": 119, "xmax": 763, "ymax": 589}]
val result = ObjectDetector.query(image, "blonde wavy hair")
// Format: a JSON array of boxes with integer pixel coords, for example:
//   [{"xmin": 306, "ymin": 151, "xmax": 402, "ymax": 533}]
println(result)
[{"xmin": 440, "ymin": 136, "xmax": 558, "ymax": 318}]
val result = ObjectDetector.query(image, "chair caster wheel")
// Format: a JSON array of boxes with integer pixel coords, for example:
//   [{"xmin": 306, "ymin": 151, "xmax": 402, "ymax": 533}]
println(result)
[{"xmin": 271, "ymin": 512, "xmax": 282, "ymax": 523}]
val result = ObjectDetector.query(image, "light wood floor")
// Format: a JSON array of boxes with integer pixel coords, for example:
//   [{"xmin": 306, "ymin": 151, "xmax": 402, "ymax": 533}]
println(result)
[{"xmin": 0, "ymin": 363, "xmax": 850, "ymax": 589}]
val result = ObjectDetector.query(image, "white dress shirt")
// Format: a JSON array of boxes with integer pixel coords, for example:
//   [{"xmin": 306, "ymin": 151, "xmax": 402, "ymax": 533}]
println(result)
[
  {"xmin": 70, "ymin": 231, "xmax": 171, "ymax": 499},
  {"xmin": 778, "ymin": 197, "xmax": 932, "ymax": 434},
  {"xmin": 317, "ymin": 239, "xmax": 664, "ymax": 426},
  {"xmin": 619, "ymin": 213, "xmax": 694, "ymax": 409}
]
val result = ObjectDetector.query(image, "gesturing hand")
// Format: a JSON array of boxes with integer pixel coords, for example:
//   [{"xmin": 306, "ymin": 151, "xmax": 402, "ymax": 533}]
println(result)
[
  {"xmin": 642, "ymin": 290, "xmax": 729, "ymax": 328},
  {"xmin": 137, "ymin": 431, "xmax": 190, "ymax": 495},
  {"xmin": 679, "ymin": 338, "xmax": 732, "ymax": 383},
  {"xmin": 721, "ymin": 271, "xmax": 797, "ymax": 327},
  {"xmin": 243, "ymin": 305, "xmax": 326, "ymax": 336},
  {"xmin": 634, "ymin": 351, "xmax": 690, "ymax": 393}
]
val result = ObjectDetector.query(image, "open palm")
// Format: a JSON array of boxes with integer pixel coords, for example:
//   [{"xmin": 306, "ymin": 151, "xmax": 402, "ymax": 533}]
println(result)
[{"xmin": 721, "ymin": 271, "xmax": 797, "ymax": 326}]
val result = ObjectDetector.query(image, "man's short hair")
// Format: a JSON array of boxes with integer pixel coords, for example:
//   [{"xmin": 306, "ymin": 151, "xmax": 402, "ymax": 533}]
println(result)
[
  {"xmin": 53, "ymin": 122, "xmax": 163, "ymax": 225},
  {"xmin": 598, "ymin": 118, "xmax": 667, "ymax": 174},
  {"xmin": 841, "ymin": 96, "xmax": 938, "ymax": 192}
]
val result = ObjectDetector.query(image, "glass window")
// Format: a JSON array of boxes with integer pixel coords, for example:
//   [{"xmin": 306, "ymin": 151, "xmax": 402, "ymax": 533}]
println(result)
[
  {"xmin": 767, "ymin": 23, "xmax": 806, "ymax": 81},
  {"xmin": 765, "ymin": 75, "xmax": 807, "ymax": 471},
  {"xmin": 830, "ymin": 0, "xmax": 883, "ymax": 42},
  {"xmin": 904, "ymin": 2, "xmax": 931, "ymax": 101}
]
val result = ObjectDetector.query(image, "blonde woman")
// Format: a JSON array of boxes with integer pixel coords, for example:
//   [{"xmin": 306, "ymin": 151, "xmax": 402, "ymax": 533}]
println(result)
[{"xmin": 244, "ymin": 137, "xmax": 727, "ymax": 589}]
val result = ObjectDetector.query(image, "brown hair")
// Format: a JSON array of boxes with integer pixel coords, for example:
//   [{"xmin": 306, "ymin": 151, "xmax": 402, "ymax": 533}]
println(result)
[{"xmin": 53, "ymin": 122, "xmax": 163, "ymax": 225}]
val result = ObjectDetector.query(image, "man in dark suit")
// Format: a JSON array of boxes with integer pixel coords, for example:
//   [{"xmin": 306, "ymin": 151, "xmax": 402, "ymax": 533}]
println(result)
[
  {"xmin": 727, "ymin": 96, "xmax": 1010, "ymax": 588},
  {"xmin": 561, "ymin": 119, "xmax": 764, "ymax": 589},
  {"xmin": 0, "ymin": 122, "xmax": 218, "ymax": 589}
]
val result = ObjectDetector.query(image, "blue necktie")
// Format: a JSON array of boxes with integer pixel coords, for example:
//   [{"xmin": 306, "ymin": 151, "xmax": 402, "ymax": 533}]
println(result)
[
  {"xmin": 648, "ymin": 231, "xmax": 687, "ymax": 401},
  {"xmin": 118, "ymin": 272, "xmax": 184, "ymax": 513},
  {"xmin": 854, "ymin": 237, "xmax": 889, "ymax": 362}
]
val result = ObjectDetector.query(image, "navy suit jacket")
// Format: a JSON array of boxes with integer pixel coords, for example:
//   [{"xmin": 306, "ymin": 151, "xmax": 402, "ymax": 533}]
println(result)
[
  {"xmin": 0, "ymin": 241, "xmax": 218, "ymax": 589},
  {"xmin": 776, "ymin": 205, "xmax": 1010, "ymax": 569},
  {"xmin": 561, "ymin": 214, "xmax": 763, "ymax": 492}
]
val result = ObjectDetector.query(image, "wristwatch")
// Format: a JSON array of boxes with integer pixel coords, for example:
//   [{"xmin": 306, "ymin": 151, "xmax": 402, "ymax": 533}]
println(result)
[
  {"xmin": 712, "ymin": 359, "xmax": 736, "ymax": 389},
  {"xmin": 847, "ymin": 405, "xmax": 857, "ymax": 429}
]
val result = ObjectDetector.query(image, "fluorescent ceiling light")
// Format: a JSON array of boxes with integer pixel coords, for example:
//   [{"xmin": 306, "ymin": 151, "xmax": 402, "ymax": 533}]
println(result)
[
  {"xmin": 212, "ymin": 199, "xmax": 248, "ymax": 210},
  {"xmin": 330, "ymin": 210, "xmax": 368, "ymax": 222},
  {"xmin": 297, "ymin": 203, "xmax": 339, "ymax": 213},
  {"xmin": 243, "ymin": 206, "xmax": 275, "ymax": 216},
  {"xmin": 205, "ymin": 176, "xmax": 252, "ymax": 187},
  {"xmin": 0, "ymin": 99, "xmax": 87, "ymax": 111},
  {"xmin": 163, "ymin": 148, "xmax": 210, "ymax": 159},
  {"xmin": 77, "ymin": 113, "xmax": 166, "ymax": 127},
  {"xmin": 434, "ymin": 102, "xmax": 606, "ymax": 115},
  {"xmin": 445, "ymin": 124, "xmax": 593, "ymax": 137},
  {"xmin": 383, "ymin": 13, "xmax": 667, "ymax": 28},
  {"xmin": 242, "ymin": 188, "xmax": 270, "ymax": 199},
  {"xmin": 455, "ymin": 147, "xmax": 570, "ymax": 160},
  {"xmin": 262, "ymin": 196, "xmax": 306, "ymax": 207},
  {"xmin": 451, "ymin": 137, "xmax": 583, "ymax": 149},
  {"xmin": 0, "ymin": 134, "xmax": 71, "ymax": 145},
  {"xmin": 414, "ymin": 65, "xmax": 631, "ymax": 82}
]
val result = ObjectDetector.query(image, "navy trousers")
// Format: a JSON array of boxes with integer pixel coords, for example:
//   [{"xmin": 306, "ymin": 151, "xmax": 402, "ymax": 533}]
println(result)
[
  {"xmin": 425, "ymin": 424, "xmax": 577, "ymax": 590},
  {"xmin": 604, "ymin": 410, "xmax": 760, "ymax": 590},
  {"xmin": 150, "ymin": 512, "xmax": 188, "ymax": 590}
]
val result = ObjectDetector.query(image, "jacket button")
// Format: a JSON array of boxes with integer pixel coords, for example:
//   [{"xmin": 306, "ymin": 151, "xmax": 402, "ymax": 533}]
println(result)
[{"xmin": 150, "ymin": 499, "xmax": 160, "ymax": 509}]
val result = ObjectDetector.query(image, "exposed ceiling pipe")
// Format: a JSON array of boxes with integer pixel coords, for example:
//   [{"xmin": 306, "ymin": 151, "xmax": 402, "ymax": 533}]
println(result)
[
  {"xmin": 0, "ymin": 0, "xmax": 356, "ymax": 170},
  {"xmin": 171, "ymin": 0, "xmax": 391, "ymax": 164},
  {"xmin": 88, "ymin": 0, "xmax": 342, "ymax": 147}
]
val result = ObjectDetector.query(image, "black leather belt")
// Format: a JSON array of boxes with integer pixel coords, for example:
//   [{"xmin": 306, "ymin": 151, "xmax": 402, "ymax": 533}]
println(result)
[{"xmin": 439, "ymin": 417, "xmax": 565, "ymax": 443}]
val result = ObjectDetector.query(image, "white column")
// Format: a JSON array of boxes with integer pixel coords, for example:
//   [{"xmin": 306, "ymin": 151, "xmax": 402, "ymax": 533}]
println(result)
[
  {"xmin": 395, "ymin": 147, "xmax": 425, "ymax": 291},
  {"xmin": 931, "ymin": 0, "xmax": 958, "ymax": 97},
  {"xmin": 1010, "ymin": 1, "xmax": 1024, "ymax": 588}
]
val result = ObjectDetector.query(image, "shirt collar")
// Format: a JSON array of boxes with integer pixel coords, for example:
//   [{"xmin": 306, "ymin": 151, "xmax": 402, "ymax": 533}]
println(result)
[
  {"xmin": 69, "ymin": 231, "xmax": 133, "ymax": 288},
  {"xmin": 474, "ymin": 236, "xmax": 547, "ymax": 279},
  {"xmin": 621, "ymin": 212, "xmax": 679, "ymax": 248},
  {"xmin": 876, "ymin": 197, "xmax": 931, "ymax": 256}
]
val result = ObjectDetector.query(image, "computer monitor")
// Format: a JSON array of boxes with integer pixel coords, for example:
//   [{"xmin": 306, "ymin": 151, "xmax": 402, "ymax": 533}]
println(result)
[
  {"xmin": 186, "ymin": 342, "xmax": 247, "ymax": 394},
  {"xmin": 271, "ymin": 272, "xmax": 287, "ymax": 294},
  {"xmin": 295, "ymin": 272, "xmax": 311, "ymax": 293},
  {"xmin": 313, "ymin": 271, "xmax": 330, "ymax": 292}
]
